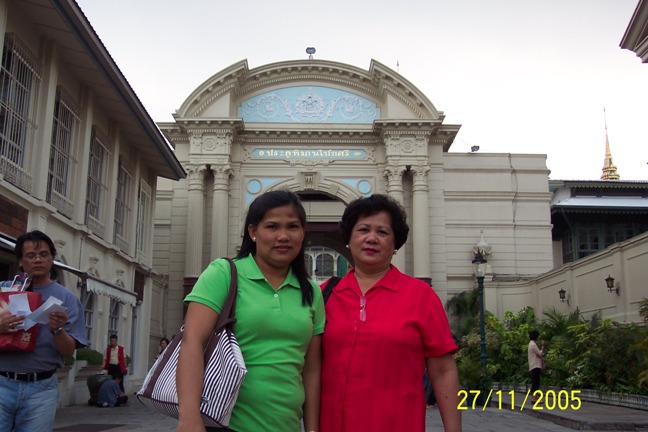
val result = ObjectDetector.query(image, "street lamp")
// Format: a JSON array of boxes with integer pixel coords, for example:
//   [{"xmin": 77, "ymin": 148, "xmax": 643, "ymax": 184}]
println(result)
[{"xmin": 472, "ymin": 249, "xmax": 488, "ymax": 372}]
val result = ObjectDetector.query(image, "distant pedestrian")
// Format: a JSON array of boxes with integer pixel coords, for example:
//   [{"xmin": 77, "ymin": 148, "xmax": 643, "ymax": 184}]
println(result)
[
  {"xmin": 528, "ymin": 330, "xmax": 545, "ymax": 401},
  {"xmin": 154, "ymin": 337, "xmax": 169, "ymax": 362},
  {"xmin": 97, "ymin": 375, "xmax": 128, "ymax": 407},
  {"xmin": 103, "ymin": 334, "xmax": 127, "ymax": 392}
]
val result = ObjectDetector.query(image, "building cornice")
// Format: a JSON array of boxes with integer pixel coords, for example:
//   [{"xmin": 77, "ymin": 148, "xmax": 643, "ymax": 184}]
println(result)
[{"xmin": 620, "ymin": 0, "xmax": 648, "ymax": 63}]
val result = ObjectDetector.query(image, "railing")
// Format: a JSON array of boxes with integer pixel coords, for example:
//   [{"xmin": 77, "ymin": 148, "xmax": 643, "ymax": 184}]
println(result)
[
  {"xmin": 0, "ymin": 155, "xmax": 33, "ymax": 193},
  {"xmin": 49, "ymin": 189, "xmax": 74, "ymax": 218},
  {"xmin": 115, "ymin": 234, "xmax": 129, "ymax": 254},
  {"xmin": 494, "ymin": 382, "xmax": 648, "ymax": 411},
  {"xmin": 86, "ymin": 215, "xmax": 105, "ymax": 239}
]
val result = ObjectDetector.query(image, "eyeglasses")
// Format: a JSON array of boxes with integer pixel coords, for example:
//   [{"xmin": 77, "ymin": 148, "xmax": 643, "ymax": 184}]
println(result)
[
  {"xmin": 359, "ymin": 295, "xmax": 366, "ymax": 322},
  {"xmin": 23, "ymin": 251, "xmax": 52, "ymax": 261}
]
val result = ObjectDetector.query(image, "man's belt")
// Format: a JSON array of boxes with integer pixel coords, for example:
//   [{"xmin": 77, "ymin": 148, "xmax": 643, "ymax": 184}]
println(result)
[{"xmin": 0, "ymin": 370, "xmax": 56, "ymax": 382}]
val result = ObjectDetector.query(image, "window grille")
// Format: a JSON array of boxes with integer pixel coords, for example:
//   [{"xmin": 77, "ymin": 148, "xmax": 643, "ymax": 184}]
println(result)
[
  {"xmin": 80, "ymin": 285, "xmax": 94, "ymax": 348},
  {"xmin": 305, "ymin": 246, "xmax": 349, "ymax": 284},
  {"xmin": 47, "ymin": 87, "xmax": 79, "ymax": 217},
  {"xmin": 114, "ymin": 156, "xmax": 133, "ymax": 252},
  {"xmin": 86, "ymin": 128, "xmax": 109, "ymax": 237},
  {"xmin": 136, "ymin": 179, "xmax": 152, "ymax": 259},
  {"xmin": 316, "ymin": 253, "xmax": 335, "ymax": 277},
  {"xmin": 0, "ymin": 34, "xmax": 42, "ymax": 192},
  {"xmin": 107, "ymin": 298, "xmax": 120, "ymax": 341}
]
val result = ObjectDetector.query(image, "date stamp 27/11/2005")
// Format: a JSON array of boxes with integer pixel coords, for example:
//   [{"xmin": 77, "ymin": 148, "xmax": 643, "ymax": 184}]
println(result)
[{"xmin": 457, "ymin": 389, "xmax": 582, "ymax": 411}]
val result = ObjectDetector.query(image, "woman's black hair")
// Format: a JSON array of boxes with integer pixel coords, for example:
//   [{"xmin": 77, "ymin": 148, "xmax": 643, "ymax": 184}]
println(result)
[
  {"xmin": 339, "ymin": 194, "xmax": 410, "ymax": 250},
  {"xmin": 236, "ymin": 190, "xmax": 313, "ymax": 306},
  {"xmin": 529, "ymin": 330, "xmax": 540, "ymax": 341}
]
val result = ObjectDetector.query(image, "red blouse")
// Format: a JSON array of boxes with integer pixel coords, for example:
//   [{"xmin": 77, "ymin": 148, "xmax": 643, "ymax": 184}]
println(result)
[{"xmin": 320, "ymin": 266, "xmax": 457, "ymax": 432}]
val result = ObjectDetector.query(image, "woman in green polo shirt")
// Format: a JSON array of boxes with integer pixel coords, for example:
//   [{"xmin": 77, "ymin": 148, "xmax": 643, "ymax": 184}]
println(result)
[{"xmin": 177, "ymin": 190, "xmax": 325, "ymax": 432}]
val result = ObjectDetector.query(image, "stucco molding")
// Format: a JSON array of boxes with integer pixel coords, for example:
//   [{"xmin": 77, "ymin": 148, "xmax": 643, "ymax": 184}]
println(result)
[{"xmin": 175, "ymin": 59, "xmax": 443, "ymax": 122}]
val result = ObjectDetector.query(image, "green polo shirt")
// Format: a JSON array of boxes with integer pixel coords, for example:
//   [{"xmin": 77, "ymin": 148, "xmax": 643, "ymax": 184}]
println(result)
[{"xmin": 185, "ymin": 254, "xmax": 325, "ymax": 432}]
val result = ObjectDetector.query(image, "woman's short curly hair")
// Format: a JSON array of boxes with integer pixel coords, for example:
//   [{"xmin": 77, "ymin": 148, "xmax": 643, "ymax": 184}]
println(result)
[{"xmin": 339, "ymin": 194, "xmax": 409, "ymax": 250}]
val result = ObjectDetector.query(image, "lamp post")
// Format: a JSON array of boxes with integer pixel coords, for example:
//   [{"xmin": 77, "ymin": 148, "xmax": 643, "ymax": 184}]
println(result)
[{"xmin": 472, "ymin": 250, "xmax": 488, "ymax": 372}]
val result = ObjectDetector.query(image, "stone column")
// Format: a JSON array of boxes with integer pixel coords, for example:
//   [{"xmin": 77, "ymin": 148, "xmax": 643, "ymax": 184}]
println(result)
[
  {"xmin": 211, "ymin": 164, "xmax": 232, "ymax": 259},
  {"xmin": 411, "ymin": 165, "xmax": 431, "ymax": 284},
  {"xmin": 384, "ymin": 165, "xmax": 406, "ymax": 269},
  {"xmin": 184, "ymin": 164, "xmax": 206, "ymax": 297},
  {"xmin": 384, "ymin": 165, "xmax": 406, "ymax": 205}
]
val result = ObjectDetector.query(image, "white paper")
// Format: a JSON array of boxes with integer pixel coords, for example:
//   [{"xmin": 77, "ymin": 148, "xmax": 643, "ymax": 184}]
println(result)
[
  {"xmin": 5, "ymin": 294, "xmax": 67, "ymax": 331},
  {"xmin": 6, "ymin": 293, "xmax": 32, "ymax": 316},
  {"xmin": 23, "ymin": 296, "xmax": 67, "ymax": 330}
]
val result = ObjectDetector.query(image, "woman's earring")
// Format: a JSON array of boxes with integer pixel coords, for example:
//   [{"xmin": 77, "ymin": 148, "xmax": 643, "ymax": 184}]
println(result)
[
  {"xmin": 252, "ymin": 237, "xmax": 256, "ymax": 242},
  {"xmin": 393, "ymin": 249, "xmax": 398, "ymax": 255},
  {"xmin": 345, "ymin": 244, "xmax": 349, "ymax": 249}
]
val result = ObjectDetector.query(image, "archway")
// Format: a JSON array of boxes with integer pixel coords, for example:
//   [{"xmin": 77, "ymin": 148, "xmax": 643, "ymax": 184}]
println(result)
[{"xmin": 298, "ymin": 192, "xmax": 352, "ymax": 283}]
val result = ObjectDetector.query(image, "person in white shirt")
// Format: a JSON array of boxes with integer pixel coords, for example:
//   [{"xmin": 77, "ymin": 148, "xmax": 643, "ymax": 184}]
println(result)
[{"xmin": 527, "ymin": 330, "xmax": 545, "ymax": 401}]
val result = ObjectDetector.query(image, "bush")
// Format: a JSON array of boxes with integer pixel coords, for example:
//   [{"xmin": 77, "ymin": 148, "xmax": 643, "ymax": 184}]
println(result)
[
  {"xmin": 75, "ymin": 348, "xmax": 104, "ymax": 365},
  {"xmin": 452, "ymin": 298, "xmax": 648, "ymax": 395}
]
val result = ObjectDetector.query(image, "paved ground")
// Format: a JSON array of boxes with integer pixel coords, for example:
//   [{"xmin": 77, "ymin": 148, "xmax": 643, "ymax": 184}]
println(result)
[{"xmin": 52, "ymin": 392, "xmax": 648, "ymax": 432}]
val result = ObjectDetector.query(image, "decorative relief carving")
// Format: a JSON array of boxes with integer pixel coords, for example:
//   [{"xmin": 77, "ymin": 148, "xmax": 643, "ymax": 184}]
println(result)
[
  {"xmin": 383, "ymin": 166, "xmax": 406, "ymax": 192},
  {"xmin": 289, "ymin": 159, "xmax": 330, "ymax": 167},
  {"xmin": 54, "ymin": 239, "xmax": 66, "ymax": 251},
  {"xmin": 202, "ymin": 134, "xmax": 231, "ymax": 154},
  {"xmin": 212, "ymin": 165, "xmax": 233, "ymax": 184},
  {"xmin": 411, "ymin": 165, "xmax": 430, "ymax": 189},
  {"xmin": 87, "ymin": 257, "xmax": 100, "ymax": 278},
  {"xmin": 401, "ymin": 139, "xmax": 415, "ymax": 153},
  {"xmin": 215, "ymin": 135, "xmax": 229, "ymax": 153},
  {"xmin": 186, "ymin": 165, "xmax": 207, "ymax": 191},
  {"xmin": 114, "ymin": 269, "xmax": 126, "ymax": 289},
  {"xmin": 299, "ymin": 171, "xmax": 320, "ymax": 190},
  {"xmin": 239, "ymin": 86, "xmax": 379, "ymax": 123},
  {"xmin": 189, "ymin": 133, "xmax": 203, "ymax": 148},
  {"xmin": 203, "ymin": 137, "xmax": 216, "ymax": 151}
]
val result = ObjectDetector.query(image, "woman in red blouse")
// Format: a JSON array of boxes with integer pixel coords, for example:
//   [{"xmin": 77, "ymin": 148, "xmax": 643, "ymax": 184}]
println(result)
[{"xmin": 321, "ymin": 194, "xmax": 461, "ymax": 432}]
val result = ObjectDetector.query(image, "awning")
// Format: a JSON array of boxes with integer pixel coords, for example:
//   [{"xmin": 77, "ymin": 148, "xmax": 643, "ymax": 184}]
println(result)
[
  {"xmin": 85, "ymin": 275, "xmax": 137, "ymax": 306},
  {"xmin": 0, "ymin": 234, "xmax": 137, "ymax": 306}
]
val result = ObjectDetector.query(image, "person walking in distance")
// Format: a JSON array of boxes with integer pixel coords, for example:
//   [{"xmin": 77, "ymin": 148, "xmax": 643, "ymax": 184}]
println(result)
[{"xmin": 528, "ymin": 330, "xmax": 545, "ymax": 401}]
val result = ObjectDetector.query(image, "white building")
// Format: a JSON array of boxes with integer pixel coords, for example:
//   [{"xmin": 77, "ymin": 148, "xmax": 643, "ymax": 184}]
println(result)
[
  {"xmin": 154, "ymin": 59, "xmax": 556, "ymax": 337},
  {"xmin": 0, "ymin": 0, "xmax": 185, "ymax": 398}
]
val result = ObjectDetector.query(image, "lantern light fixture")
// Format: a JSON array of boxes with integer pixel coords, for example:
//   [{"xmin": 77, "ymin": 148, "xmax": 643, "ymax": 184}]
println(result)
[{"xmin": 605, "ymin": 275, "xmax": 620, "ymax": 295}]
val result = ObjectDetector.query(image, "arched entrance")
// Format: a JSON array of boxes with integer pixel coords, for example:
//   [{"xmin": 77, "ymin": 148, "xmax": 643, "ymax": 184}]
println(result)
[{"xmin": 298, "ymin": 192, "xmax": 351, "ymax": 284}]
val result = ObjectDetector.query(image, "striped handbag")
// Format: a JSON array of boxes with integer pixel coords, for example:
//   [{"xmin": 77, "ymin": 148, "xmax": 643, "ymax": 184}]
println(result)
[{"xmin": 136, "ymin": 258, "xmax": 247, "ymax": 427}]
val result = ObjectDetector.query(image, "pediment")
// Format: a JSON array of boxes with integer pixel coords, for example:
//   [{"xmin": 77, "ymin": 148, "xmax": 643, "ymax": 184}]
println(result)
[{"xmin": 174, "ymin": 59, "xmax": 443, "ymax": 122}]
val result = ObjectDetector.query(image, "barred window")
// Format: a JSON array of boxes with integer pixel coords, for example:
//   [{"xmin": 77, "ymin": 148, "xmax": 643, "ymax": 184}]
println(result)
[
  {"xmin": 136, "ymin": 179, "xmax": 152, "ymax": 257},
  {"xmin": 47, "ymin": 87, "xmax": 80, "ymax": 217},
  {"xmin": 0, "ymin": 34, "xmax": 42, "ymax": 191},
  {"xmin": 86, "ymin": 128, "xmax": 109, "ymax": 236},
  {"xmin": 80, "ymin": 286, "xmax": 94, "ymax": 348},
  {"xmin": 108, "ymin": 298, "xmax": 120, "ymax": 342},
  {"xmin": 114, "ymin": 156, "xmax": 133, "ymax": 252},
  {"xmin": 316, "ymin": 253, "xmax": 335, "ymax": 277}
]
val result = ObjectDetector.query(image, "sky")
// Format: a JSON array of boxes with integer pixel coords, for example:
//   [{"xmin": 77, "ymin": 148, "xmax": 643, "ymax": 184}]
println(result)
[{"xmin": 75, "ymin": 0, "xmax": 648, "ymax": 181}]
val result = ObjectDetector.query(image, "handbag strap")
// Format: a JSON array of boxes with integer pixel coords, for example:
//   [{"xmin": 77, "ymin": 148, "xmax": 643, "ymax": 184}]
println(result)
[
  {"xmin": 140, "ymin": 258, "xmax": 238, "ymax": 399},
  {"xmin": 205, "ymin": 258, "xmax": 238, "ymax": 353},
  {"xmin": 322, "ymin": 276, "xmax": 341, "ymax": 304}
]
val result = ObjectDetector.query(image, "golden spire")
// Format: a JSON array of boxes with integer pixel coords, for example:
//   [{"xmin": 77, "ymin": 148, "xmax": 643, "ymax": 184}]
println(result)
[{"xmin": 601, "ymin": 108, "xmax": 620, "ymax": 180}]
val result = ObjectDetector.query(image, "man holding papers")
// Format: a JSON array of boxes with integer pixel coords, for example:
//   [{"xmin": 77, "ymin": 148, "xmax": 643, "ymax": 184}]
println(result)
[{"xmin": 0, "ymin": 230, "xmax": 87, "ymax": 432}]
